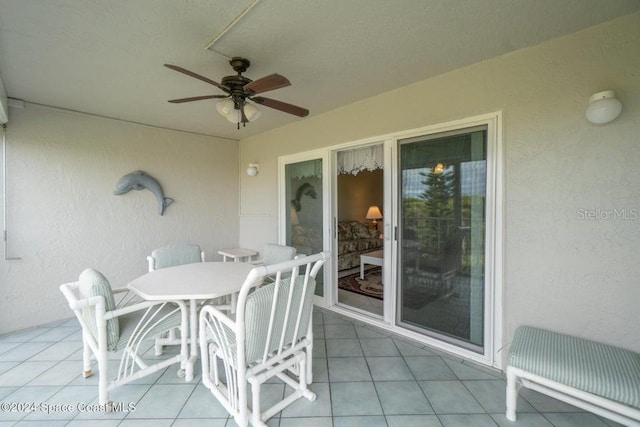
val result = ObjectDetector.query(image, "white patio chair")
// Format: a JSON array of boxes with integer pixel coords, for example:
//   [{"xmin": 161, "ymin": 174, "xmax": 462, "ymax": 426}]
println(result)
[
  {"xmin": 147, "ymin": 243, "xmax": 205, "ymax": 355},
  {"xmin": 199, "ymin": 251, "xmax": 329, "ymax": 427},
  {"xmin": 250, "ymin": 243, "xmax": 297, "ymax": 266},
  {"xmin": 147, "ymin": 243, "xmax": 205, "ymax": 271},
  {"xmin": 250, "ymin": 243, "xmax": 298, "ymax": 287},
  {"xmin": 59, "ymin": 268, "xmax": 188, "ymax": 408}
]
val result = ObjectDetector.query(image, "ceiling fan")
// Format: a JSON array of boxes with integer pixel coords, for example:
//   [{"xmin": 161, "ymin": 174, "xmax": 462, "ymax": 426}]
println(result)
[{"xmin": 164, "ymin": 57, "xmax": 309, "ymax": 128}]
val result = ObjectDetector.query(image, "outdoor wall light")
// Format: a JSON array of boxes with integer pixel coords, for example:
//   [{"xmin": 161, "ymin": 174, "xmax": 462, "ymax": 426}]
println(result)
[
  {"xmin": 246, "ymin": 163, "xmax": 259, "ymax": 176},
  {"xmin": 585, "ymin": 90, "xmax": 623, "ymax": 125}
]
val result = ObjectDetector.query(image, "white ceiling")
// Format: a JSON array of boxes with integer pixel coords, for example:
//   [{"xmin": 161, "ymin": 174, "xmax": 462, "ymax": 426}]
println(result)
[{"xmin": 0, "ymin": 0, "xmax": 638, "ymax": 141}]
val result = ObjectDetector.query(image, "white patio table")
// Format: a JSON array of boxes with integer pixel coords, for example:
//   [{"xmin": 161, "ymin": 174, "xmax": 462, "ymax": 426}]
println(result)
[{"xmin": 127, "ymin": 261, "xmax": 255, "ymax": 381}]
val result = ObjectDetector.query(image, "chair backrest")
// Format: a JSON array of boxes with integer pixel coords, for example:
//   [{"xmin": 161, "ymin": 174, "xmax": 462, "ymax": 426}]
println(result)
[
  {"xmin": 60, "ymin": 268, "xmax": 120, "ymax": 351},
  {"xmin": 237, "ymin": 252, "xmax": 327, "ymax": 364},
  {"xmin": 148, "ymin": 243, "xmax": 204, "ymax": 271},
  {"xmin": 262, "ymin": 243, "xmax": 297, "ymax": 266}
]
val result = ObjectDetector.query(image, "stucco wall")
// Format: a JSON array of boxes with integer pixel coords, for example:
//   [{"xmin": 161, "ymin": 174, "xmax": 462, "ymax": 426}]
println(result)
[
  {"xmin": 238, "ymin": 13, "xmax": 640, "ymax": 356},
  {"xmin": 1, "ymin": 103, "xmax": 239, "ymax": 333}
]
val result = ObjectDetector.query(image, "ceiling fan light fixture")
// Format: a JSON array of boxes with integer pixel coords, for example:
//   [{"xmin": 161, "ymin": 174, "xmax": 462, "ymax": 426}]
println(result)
[
  {"xmin": 216, "ymin": 98, "xmax": 235, "ymax": 118},
  {"xmin": 225, "ymin": 110, "xmax": 241, "ymax": 124},
  {"xmin": 218, "ymin": 99, "xmax": 261, "ymax": 124},
  {"xmin": 244, "ymin": 102, "xmax": 261, "ymax": 122}
]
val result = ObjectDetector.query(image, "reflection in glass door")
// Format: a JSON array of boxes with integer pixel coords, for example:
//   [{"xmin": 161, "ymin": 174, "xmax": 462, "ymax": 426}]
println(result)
[
  {"xmin": 398, "ymin": 127, "xmax": 487, "ymax": 352},
  {"xmin": 284, "ymin": 158, "xmax": 325, "ymax": 296}
]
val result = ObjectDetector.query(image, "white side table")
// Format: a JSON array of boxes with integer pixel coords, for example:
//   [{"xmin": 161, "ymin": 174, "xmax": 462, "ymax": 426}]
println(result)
[
  {"xmin": 218, "ymin": 248, "xmax": 258, "ymax": 262},
  {"xmin": 360, "ymin": 250, "xmax": 383, "ymax": 279}
]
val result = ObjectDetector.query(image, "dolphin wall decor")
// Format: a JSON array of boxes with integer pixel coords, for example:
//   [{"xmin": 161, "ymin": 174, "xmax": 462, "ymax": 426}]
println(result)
[{"xmin": 114, "ymin": 170, "xmax": 174, "ymax": 215}]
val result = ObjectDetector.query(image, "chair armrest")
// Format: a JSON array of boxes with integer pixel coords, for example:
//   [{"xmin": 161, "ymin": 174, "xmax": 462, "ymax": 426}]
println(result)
[
  {"xmin": 200, "ymin": 304, "xmax": 236, "ymax": 330},
  {"xmin": 106, "ymin": 299, "xmax": 187, "ymax": 320},
  {"xmin": 67, "ymin": 295, "xmax": 103, "ymax": 311}
]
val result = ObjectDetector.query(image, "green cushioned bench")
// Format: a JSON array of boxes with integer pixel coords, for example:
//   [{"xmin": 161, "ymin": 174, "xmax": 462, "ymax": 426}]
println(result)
[{"xmin": 506, "ymin": 326, "xmax": 640, "ymax": 426}]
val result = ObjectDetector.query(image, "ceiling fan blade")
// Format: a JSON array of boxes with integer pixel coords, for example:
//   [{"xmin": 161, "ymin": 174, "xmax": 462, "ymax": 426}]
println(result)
[
  {"xmin": 164, "ymin": 64, "xmax": 230, "ymax": 92},
  {"xmin": 252, "ymin": 96, "xmax": 309, "ymax": 117},
  {"xmin": 243, "ymin": 74, "xmax": 291, "ymax": 94},
  {"xmin": 168, "ymin": 95, "xmax": 228, "ymax": 103}
]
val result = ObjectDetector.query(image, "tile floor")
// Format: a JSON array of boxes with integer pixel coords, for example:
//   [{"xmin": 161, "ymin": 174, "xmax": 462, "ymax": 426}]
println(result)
[{"xmin": 0, "ymin": 308, "xmax": 624, "ymax": 426}]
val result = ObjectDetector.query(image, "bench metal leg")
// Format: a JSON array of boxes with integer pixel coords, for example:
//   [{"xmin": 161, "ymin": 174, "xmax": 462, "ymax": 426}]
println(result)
[{"xmin": 506, "ymin": 367, "xmax": 520, "ymax": 421}]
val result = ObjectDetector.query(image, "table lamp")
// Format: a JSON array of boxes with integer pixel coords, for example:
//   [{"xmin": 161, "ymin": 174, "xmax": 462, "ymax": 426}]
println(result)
[{"xmin": 366, "ymin": 206, "xmax": 383, "ymax": 229}]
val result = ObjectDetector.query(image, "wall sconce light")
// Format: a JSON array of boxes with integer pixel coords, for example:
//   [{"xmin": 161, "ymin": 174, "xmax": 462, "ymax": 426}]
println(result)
[
  {"xmin": 585, "ymin": 90, "xmax": 623, "ymax": 125},
  {"xmin": 366, "ymin": 205, "xmax": 383, "ymax": 229},
  {"xmin": 246, "ymin": 163, "xmax": 259, "ymax": 176}
]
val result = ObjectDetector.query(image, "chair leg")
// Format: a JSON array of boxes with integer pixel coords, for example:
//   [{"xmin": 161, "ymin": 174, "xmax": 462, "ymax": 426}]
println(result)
[
  {"xmin": 154, "ymin": 333, "xmax": 165, "ymax": 356},
  {"xmin": 299, "ymin": 358, "xmax": 316, "ymax": 402},
  {"xmin": 237, "ymin": 383, "xmax": 249, "ymax": 427},
  {"xmin": 97, "ymin": 349, "xmax": 109, "ymax": 406},
  {"xmin": 305, "ymin": 344, "xmax": 313, "ymax": 384},
  {"xmin": 82, "ymin": 332, "xmax": 93, "ymax": 378},
  {"xmin": 155, "ymin": 328, "xmax": 181, "ymax": 356},
  {"xmin": 250, "ymin": 380, "xmax": 266, "ymax": 427}
]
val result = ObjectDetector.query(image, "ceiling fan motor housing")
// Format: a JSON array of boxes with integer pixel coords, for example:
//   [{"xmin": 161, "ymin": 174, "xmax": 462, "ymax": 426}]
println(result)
[
  {"xmin": 229, "ymin": 57, "xmax": 250, "ymax": 73},
  {"xmin": 222, "ymin": 57, "xmax": 254, "ymax": 108}
]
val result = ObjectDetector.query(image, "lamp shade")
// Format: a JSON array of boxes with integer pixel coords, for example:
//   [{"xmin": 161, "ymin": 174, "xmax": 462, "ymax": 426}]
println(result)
[
  {"xmin": 366, "ymin": 206, "xmax": 383, "ymax": 220},
  {"xmin": 216, "ymin": 98, "xmax": 235, "ymax": 118},
  {"xmin": 585, "ymin": 90, "xmax": 622, "ymax": 124},
  {"xmin": 226, "ymin": 111, "xmax": 241, "ymax": 124},
  {"xmin": 244, "ymin": 102, "xmax": 261, "ymax": 122},
  {"xmin": 217, "ymin": 99, "xmax": 261, "ymax": 124}
]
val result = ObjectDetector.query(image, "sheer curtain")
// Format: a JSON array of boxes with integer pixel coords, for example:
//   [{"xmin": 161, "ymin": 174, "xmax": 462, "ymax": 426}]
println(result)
[{"xmin": 337, "ymin": 145, "xmax": 383, "ymax": 175}]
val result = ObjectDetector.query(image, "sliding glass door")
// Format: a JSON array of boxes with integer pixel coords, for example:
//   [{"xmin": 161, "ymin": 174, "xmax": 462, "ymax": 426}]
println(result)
[
  {"xmin": 277, "ymin": 113, "xmax": 501, "ymax": 363},
  {"xmin": 398, "ymin": 127, "xmax": 487, "ymax": 352}
]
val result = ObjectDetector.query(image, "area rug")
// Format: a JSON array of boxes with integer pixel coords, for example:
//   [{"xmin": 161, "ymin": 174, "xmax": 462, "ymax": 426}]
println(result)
[{"xmin": 338, "ymin": 268, "xmax": 383, "ymax": 300}]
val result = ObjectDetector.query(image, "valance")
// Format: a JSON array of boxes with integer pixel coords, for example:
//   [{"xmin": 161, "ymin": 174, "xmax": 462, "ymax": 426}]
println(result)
[{"xmin": 337, "ymin": 145, "xmax": 383, "ymax": 175}]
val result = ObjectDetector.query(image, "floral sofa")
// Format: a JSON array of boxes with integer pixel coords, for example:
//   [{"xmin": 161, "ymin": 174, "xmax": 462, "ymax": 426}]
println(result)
[
  {"xmin": 337, "ymin": 220, "xmax": 382, "ymax": 271},
  {"xmin": 290, "ymin": 220, "xmax": 382, "ymax": 270}
]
